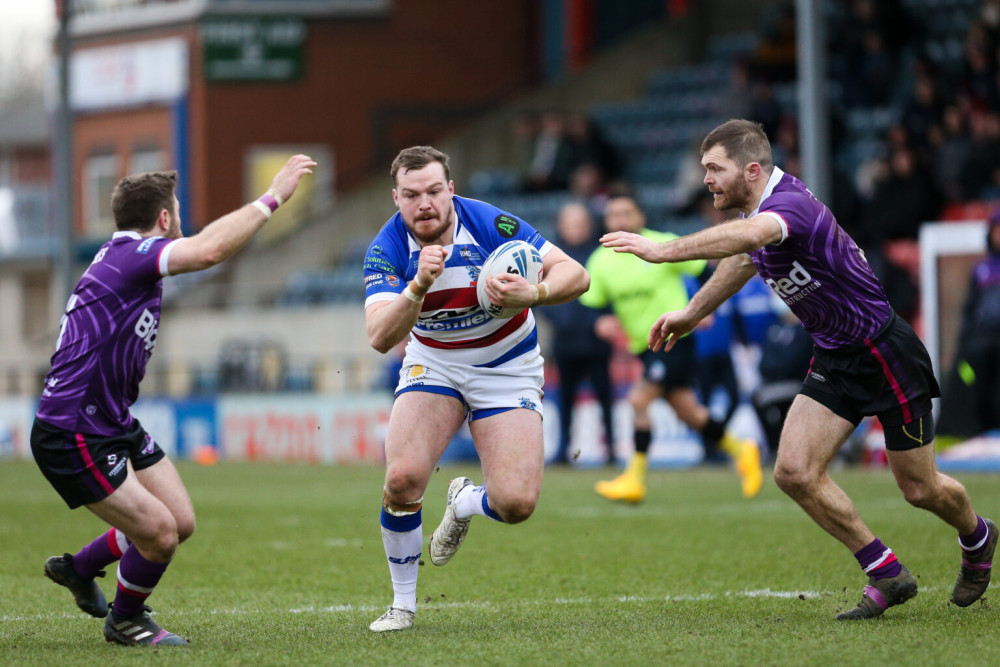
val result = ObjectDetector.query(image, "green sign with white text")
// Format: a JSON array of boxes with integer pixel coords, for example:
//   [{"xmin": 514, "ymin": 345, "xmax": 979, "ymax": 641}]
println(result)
[{"xmin": 202, "ymin": 17, "xmax": 305, "ymax": 81}]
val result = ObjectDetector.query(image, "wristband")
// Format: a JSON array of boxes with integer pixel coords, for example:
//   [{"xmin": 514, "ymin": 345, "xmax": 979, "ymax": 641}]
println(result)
[
  {"xmin": 266, "ymin": 188, "xmax": 284, "ymax": 207},
  {"xmin": 403, "ymin": 285, "xmax": 424, "ymax": 303},
  {"xmin": 414, "ymin": 275, "xmax": 430, "ymax": 289},
  {"xmin": 258, "ymin": 193, "xmax": 280, "ymax": 213},
  {"xmin": 251, "ymin": 200, "xmax": 272, "ymax": 219}
]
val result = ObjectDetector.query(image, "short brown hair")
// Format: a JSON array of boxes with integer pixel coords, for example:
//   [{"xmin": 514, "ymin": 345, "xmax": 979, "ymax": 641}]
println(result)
[
  {"xmin": 111, "ymin": 171, "xmax": 178, "ymax": 232},
  {"xmin": 700, "ymin": 119, "xmax": 773, "ymax": 172},
  {"xmin": 391, "ymin": 146, "xmax": 450, "ymax": 186}
]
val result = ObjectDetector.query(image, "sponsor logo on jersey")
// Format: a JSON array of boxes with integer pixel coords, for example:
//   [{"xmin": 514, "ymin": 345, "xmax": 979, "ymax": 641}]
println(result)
[
  {"xmin": 494, "ymin": 214, "xmax": 520, "ymax": 238},
  {"xmin": 764, "ymin": 261, "xmax": 822, "ymax": 303},
  {"xmin": 386, "ymin": 275, "xmax": 400, "ymax": 286},
  {"xmin": 136, "ymin": 237, "xmax": 158, "ymax": 254},
  {"xmin": 365, "ymin": 273, "xmax": 383, "ymax": 284},
  {"xmin": 142, "ymin": 434, "xmax": 156, "ymax": 455},
  {"xmin": 107, "ymin": 454, "xmax": 117, "ymax": 466},
  {"xmin": 460, "ymin": 246, "xmax": 472, "ymax": 260},
  {"xmin": 809, "ymin": 372, "xmax": 827, "ymax": 383},
  {"xmin": 419, "ymin": 310, "xmax": 490, "ymax": 331},
  {"xmin": 467, "ymin": 265, "xmax": 481, "ymax": 284},
  {"xmin": 408, "ymin": 365, "xmax": 427, "ymax": 379},
  {"xmin": 519, "ymin": 397, "xmax": 537, "ymax": 411}
]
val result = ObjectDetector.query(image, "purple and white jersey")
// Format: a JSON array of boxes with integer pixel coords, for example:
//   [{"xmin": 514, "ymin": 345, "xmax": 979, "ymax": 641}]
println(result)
[
  {"xmin": 36, "ymin": 232, "xmax": 179, "ymax": 436},
  {"xmin": 747, "ymin": 168, "xmax": 892, "ymax": 349}
]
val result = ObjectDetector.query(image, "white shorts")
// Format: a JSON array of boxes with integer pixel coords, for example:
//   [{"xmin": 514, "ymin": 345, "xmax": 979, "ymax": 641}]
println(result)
[{"xmin": 395, "ymin": 345, "xmax": 545, "ymax": 421}]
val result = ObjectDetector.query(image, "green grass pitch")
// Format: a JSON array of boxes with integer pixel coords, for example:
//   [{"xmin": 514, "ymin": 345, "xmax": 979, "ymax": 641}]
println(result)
[{"xmin": 1, "ymin": 459, "xmax": 997, "ymax": 665}]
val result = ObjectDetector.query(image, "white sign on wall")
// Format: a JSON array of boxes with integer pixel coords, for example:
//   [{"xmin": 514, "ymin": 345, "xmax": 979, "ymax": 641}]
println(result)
[{"xmin": 71, "ymin": 37, "xmax": 189, "ymax": 111}]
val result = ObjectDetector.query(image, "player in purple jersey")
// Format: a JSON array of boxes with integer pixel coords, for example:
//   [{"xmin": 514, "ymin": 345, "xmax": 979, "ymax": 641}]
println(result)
[
  {"xmin": 32, "ymin": 154, "xmax": 316, "ymax": 645},
  {"xmin": 365, "ymin": 146, "xmax": 589, "ymax": 632},
  {"xmin": 600, "ymin": 119, "xmax": 996, "ymax": 620}
]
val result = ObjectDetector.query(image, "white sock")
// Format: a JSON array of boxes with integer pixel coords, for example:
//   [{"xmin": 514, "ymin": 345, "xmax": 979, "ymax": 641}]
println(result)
[
  {"xmin": 453, "ymin": 484, "xmax": 502, "ymax": 522},
  {"xmin": 380, "ymin": 509, "xmax": 422, "ymax": 613}
]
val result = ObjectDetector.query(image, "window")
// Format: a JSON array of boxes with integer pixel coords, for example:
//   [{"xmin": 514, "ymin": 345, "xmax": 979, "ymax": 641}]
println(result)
[
  {"xmin": 83, "ymin": 153, "xmax": 119, "ymax": 238},
  {"xmin": 129, "ymin": 147, "xmax": 165, "ymax": 175}
]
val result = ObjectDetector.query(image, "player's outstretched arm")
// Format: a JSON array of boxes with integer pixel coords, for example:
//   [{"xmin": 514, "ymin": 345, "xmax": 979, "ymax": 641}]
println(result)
[
  {"xmin": 601, "ymin": 214, "xmax": 783, "ymax": 263},
  {"xmin": 649, "ymin": 254, "xmax": 757, "ymax": 352},
  {"xmin": 166, "ymin": 154, "xmax": 317, "ymax": 275},
  {"xmin": 483, "ymin": 247, "xmax": 589, "ymax": 311}
]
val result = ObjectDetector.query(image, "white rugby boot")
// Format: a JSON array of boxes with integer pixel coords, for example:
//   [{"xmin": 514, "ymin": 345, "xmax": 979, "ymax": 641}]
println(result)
[
  {"xmin": 369, "ymin": 607, "xmax": 415, "ymax": 632},
  {"xmin": 429, "ymin": 477, "xmax": 474, "ymax": 566}
]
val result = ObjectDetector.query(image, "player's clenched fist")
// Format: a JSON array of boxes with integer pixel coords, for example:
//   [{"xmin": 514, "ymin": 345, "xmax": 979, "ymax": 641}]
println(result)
[{"xmin": 417, "ymin": 245, "xmax": 449, "ymax": 286}]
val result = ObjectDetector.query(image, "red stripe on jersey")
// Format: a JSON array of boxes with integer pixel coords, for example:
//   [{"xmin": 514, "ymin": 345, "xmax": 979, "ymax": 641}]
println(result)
[
  {"xmin": 423, "ymin": 286, "xmax": 478, "ymax": 311},
  {"xmin": 413, "ymin": 310, "xmax": 528, "ymax": 349}
]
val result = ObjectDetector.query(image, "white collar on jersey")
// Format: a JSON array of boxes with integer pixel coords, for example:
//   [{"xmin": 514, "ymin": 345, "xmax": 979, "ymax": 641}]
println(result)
[
  {"xmin": 747, "ymin": 166, "xmax": 785, "ymax": 218},
  {"xmin": 112, "ymin": 231, "xmax": 143, "ymax": 240}
]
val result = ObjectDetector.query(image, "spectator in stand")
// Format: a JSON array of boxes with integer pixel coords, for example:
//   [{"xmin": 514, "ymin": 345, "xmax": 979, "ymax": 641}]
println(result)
[
  {"xmin": 961, "ymin": 19, "xmax": 1000, "ymax": 112},
  {"xmin": 864, "ymin": 144, "xmax": 939, "ymax": 322},
  {"xmin": 867, "ymin": 145, "xmax": 938, "ymax": 243},
  {"xmin": 931, "ymin": 105, "xmax": 976, "ymax": 203},
  {"xmin": 510, "ymin": 110, "xmax": 540, "ymax": 188},
  {"xmin": 748, "ymin": 2, "xmax": 797, "ymax": 84},
  {"xmin": 525, "ymin": 109, "xmax": 575, "ymax": 192},
  {"xmin": 565, "ymin": 112, "xmax": 623, "ymax": 186},
  {"xmin": 961, "ymin": 111, "xmax": 1000, "ymax": 199},
  {"xmin": 902, "ymin": 72, "xmax": 945, "ymax": 160},
  {"xmin": 538, "ymin": 202, "xmax": 615, "ymax": 465}
]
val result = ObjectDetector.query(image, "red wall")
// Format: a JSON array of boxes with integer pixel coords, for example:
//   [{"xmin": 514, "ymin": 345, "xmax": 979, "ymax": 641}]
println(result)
[
  {"xmin": 193, "ymin": 0, "xmax": 537, "ymax": 225},
  {"xmin": 70, "ymin": 2, "xmax": 538, "ymax": 232}
]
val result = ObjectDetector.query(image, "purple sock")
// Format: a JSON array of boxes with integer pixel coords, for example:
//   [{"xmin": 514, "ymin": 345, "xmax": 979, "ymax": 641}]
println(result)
[
  {"xmin": 854, "ymin": 538, "xmax": 902, "ymax": 580},
  {"xmin": 72, "ymin": 528, "xmax": 130, "ymax": 580},
  {"xmin": 959, "ymin": 516, "xmax": 989, "ymax": 557},
  {"xmin": 113, "ymin": 547, "xmax": 169, "ymax": 618}
]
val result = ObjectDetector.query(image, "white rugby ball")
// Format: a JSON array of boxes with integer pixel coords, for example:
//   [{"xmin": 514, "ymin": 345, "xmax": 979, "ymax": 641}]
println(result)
[{"xmin": 476, "ymin": 240, "xmax": 544, "ymax": 319}]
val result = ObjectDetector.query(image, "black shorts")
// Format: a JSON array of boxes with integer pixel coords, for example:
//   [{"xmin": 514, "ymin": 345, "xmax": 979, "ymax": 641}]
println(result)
[
  {"xmin": 31, "ymin": 417, "xmax": 166, "ymax": 509},
  {"xmin": 638, "ymin": 334, "xmax": 697, "ymax": 393},
  {"xmin": 800, "ymin": 312, "xmax": 940, "ymax": 451}
]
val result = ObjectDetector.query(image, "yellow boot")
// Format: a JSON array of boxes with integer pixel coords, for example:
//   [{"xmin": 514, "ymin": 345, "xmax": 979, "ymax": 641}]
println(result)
[
  {"xmin": 595, "ymin": 452, "xmax": 648, "ymax": 503},
  {"xmin": 720, "ymin": 433, "xmax": 763, "ymax": 499}
]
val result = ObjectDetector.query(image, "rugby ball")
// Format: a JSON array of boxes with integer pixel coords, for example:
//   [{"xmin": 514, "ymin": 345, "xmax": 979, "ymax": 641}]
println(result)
[{"xmin": 476, "ymin": 240, "xmax": 544, "ymax": 319}]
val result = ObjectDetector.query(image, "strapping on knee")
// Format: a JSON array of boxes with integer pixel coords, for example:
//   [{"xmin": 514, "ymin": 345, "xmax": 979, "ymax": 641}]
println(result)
[{"xmin": 383, "ymin": 488, "xmax": 423, "ymax": 516}]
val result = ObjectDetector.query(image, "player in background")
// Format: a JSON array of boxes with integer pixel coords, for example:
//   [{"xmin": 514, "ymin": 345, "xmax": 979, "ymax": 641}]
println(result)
[
  {"xmin": 601, "ymin": 118, "xmax": 996, "ymax": 619},
  {"xmin": 364, "ymin": 146, "xmax": 589, "ymax": 632},
  {"xmin": 536, "ymin": 202, "xmax": 615, "ymax": 465},
  {"xmin": 581, "ymin": 195, "xmax": 763, "ymax": 503},
  {"xmin": 32, "ymin": 155, "xmax": 316, "ymax": 645}
]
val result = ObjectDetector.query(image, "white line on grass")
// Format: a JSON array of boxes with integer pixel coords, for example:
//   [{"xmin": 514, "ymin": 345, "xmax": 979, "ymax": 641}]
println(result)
[{"xmin": 5, "ymin": 584, "xmax": 982, "ymax": 622}]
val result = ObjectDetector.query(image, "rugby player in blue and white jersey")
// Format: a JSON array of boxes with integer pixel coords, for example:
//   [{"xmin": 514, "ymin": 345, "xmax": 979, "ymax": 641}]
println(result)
[
  {"xmin": 364, "ymin": 146, "xmax": 589, "ymax": 632},
  {"xmin": 32, "ymin": 155, "xmax": 316, "ymax": 645},
  {"xmin": 601, "ymin": 119, "xmax": 996, "ymax": 620}
]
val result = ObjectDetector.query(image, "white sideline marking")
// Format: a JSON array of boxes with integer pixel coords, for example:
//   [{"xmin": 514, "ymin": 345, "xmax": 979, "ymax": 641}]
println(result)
[{"xmin": 5, "ymin": 584, "xmax": 982, "ymax": 622}]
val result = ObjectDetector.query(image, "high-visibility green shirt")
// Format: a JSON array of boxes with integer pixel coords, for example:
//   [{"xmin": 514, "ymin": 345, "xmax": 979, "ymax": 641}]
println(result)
[{"xmin": 580, "ymin": 229, "xmax": 706, "ymax": 354}]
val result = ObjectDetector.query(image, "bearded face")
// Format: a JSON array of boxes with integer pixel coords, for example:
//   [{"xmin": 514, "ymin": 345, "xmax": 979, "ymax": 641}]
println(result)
[
  {"xmin": 701, "ymin": 146, "xmax": 756, "ymax": 214},
  {"xmin": 393, "ymin": 162, "xmax": 456, "ymax": 246}
]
